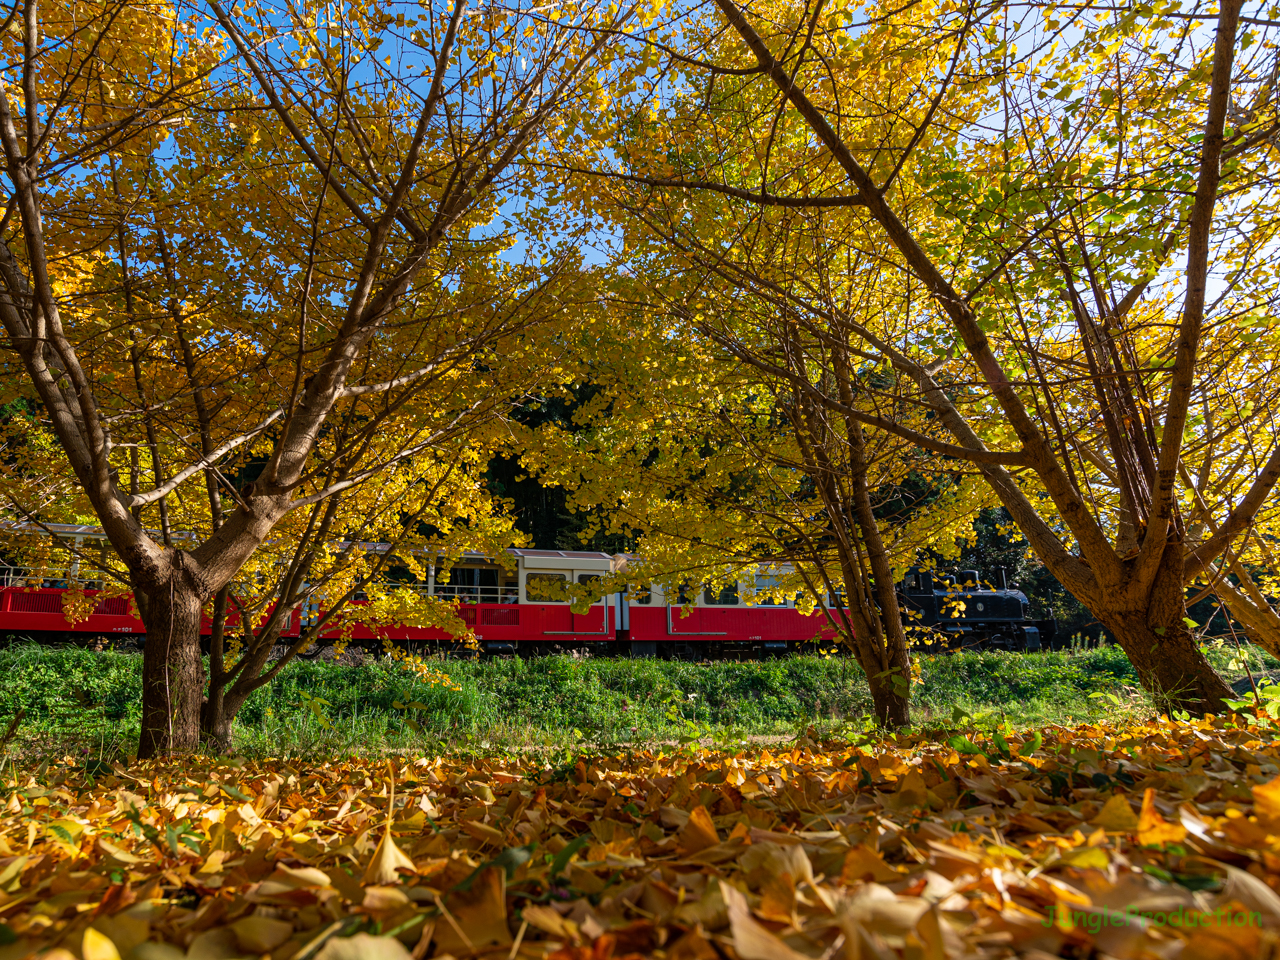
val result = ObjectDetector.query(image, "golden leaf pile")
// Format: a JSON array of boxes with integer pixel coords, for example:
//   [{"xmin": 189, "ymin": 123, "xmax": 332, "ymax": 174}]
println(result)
[{"xmin": 4, "ymin": 716, "xmax": 1280, "ymax": 960}]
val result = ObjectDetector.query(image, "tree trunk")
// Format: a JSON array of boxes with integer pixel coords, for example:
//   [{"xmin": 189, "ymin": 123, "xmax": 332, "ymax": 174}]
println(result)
[
  {"xmin": 1096, "ymin": 550, "xmax": 1234, "ymax": 715},
  {"xmin": 844, "ymin": 410, "xmax": 913, "ymax": 729},
  {"xmin": 201, "ymin": 588, "xmax": 232, "ymax": 752},
  {"xmin": 865, "ymin": 666, "xmax": 911, "ymax": 727},
  {"xmin": 136, "ymin": 579, "xmax": 206, "ymax": 759},
  {"xmin": 202, "ymin": 605, "xmax": 293, "ymax": 751},
  {"xmin": 200, "ymin": 689, "xmax": 249, "ymax": 754}
]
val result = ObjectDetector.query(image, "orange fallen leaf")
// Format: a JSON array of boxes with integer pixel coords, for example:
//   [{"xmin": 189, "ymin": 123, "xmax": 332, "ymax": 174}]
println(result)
[
  {"xmin": 1252, "ymin": 774, "xmax": 1280, "ymax": 832},
  {"xmin": 677, "ymin": 804, "xmax": 719, "ymax": 854},
  {"xmin": 1137, "ymin": 788, "xmax": 1188, "ymax": 846},
  {"xmin": 721, "ymin": 878, "xmax": 812, "ymax": 960},
  {"xmin": 460, "ymin": 818, "xmax": 507, "ymax": 847},
  {"xmin": 841, "ymin": 844, "xmax": 900, "ymax": 884},
  {"xmin": 434, "ymin": 866, "xmax": 513, "ymax": 955}
]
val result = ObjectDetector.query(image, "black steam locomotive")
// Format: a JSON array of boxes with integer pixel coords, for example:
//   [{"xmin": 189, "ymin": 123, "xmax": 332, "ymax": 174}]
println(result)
[{"xmin": 898, "ymin": 568, "xmax": 1056, "ymax": 652}]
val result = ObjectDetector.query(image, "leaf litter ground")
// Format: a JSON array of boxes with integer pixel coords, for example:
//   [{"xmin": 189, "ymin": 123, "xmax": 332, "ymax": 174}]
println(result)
[{"xmin": 3, "ymin": 716, "xmax": 1280, "ymax": 960}]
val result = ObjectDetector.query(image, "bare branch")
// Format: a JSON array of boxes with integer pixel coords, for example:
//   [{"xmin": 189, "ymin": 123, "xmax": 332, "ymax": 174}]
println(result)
[
  {"xmin": 549, "ymin": 161, "xmax": 865, "ymax": 207},
  {"xmin": 127, "ymin": 410, "xmax": 284, "ymax": 508}
]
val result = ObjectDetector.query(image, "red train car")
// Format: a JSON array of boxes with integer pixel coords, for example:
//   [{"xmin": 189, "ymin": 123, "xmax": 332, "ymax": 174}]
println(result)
[
  {"xmin": 318, "ymin": 549, "xmax": 620, "ymax": 653},
  {"xmin": 0, "ymin": 532, "xmax": 838, "ymax": 657},
  {"xmin": 619, "ymin": 569, "xmax": 838, "ymax": 658},
  {"xmin": 0, "ymin": 583, "xmax": 147, "ymax": 637},
  {"xmin": 0, "ymin": 576, "xmax": 300, "ymax": 642}
]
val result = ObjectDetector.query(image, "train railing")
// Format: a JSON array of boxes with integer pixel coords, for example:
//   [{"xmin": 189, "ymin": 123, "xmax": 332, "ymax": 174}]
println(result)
[
  {"xmin": 0, "ymin": 566, "xmax": 108, "ymax": 590},
  {"xmin": 0, "ymin": 570, "xmax": 528, "ymax": 606},
  {"xmin": 0, "ymin": 568, "xmax": 249, "ymax": 601},
  {"xmin": 429, "ymin": 584, "xmax": 517, "ymax": 603},
  {"xmin": 360, "ymin": 583, "xmax": 520, "ymax": 603}
]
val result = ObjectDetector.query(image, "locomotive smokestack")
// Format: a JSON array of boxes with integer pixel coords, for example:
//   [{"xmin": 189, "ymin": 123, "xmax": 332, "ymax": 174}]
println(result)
[{"xmin": 995, "ymin": 567, "xmax": 1007, "ymax": 590}]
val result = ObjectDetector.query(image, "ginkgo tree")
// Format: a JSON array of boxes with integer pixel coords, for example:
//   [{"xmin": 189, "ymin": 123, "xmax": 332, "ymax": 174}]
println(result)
[
  {"xmin": 516, "ymin": 282, "xmax": 994, "ymax": 727},
  {"xmin": 0, "ymin": 0, "xmax": 636, "ymax": 755},
  {"xmin": 568, "ymin": 0, "xmax": 1280, "ymax": 714}
]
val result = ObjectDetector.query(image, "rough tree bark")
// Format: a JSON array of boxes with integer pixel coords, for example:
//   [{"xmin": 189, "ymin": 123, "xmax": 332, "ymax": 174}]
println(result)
[
  {"xmin": 1094, "ymin": 549, "xmax": 1235, "ymax": 712},
  {"xmin": 134, "ymin": 561, "xmax": 207, "ymax": 757}
]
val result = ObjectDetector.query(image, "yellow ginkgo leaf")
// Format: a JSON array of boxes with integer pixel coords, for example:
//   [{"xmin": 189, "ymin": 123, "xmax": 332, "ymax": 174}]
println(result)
[
  {"xmin": 677, "ymin": 804, "xmax": 719, "ymax": 854},
  {"xmin": 82, "ymin": 928, "xmax": 121, "ymax": 960},
  {"xmin": 362, "ymin": 828, "xmax": 416, "ymax": 886},
  {"xmin": 1090, "ymin": 793, "xmax": 1140, "ymax": 832},
  {"xmin": 1136, "ymin": 788, "xmax": 1187, "ymax": 847}
]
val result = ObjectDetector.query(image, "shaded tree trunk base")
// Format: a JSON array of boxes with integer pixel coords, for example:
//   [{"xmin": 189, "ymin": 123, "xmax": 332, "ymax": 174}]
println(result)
[
  {"xmin": 200, "ymin": 699, "xmax": 234, "ymax": 754},
  {"xmin": 136, "ymin": 583, "xmax": 206, "ymax": 759},
  {"xmin": 1098, "ymin": 554, "xmax": 1234, "ymax": 717},
  {"xmin": 1105, "ymin": 617, "xmax": 1234, "ymax": 716},
  {"xmin": 867, "ymin": 678, "xmax": 911, "ymax": 729},
  {"xmin": 859, "ymin": 645, "xmax": 912, "ymax": 729},
  {"xmin": 200, "ymin": 688, "xmax": 252, "ymax": 754}
]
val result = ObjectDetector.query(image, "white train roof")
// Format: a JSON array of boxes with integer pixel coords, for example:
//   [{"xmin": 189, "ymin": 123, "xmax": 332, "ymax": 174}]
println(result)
[{"xmin": 509, "ymin": 549, "xmax": 613, "ymax": 560}]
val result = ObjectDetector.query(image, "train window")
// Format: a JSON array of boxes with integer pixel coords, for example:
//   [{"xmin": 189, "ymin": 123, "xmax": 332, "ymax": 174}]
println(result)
[
  {"xmin": 752, "ymin": 574, "xmax": 787, "ymax": 605},
  {"xmin": 631, "ymin": 584, "xmax": 653, "ymax": 605},
  {"xmin": 903, "ymin": 573, "xmax": 918, "ymax": 591},
  {"xmin": 703, "ymin": 584, "xmax": 739, "ymax": 605},
  {"xmin": 442, "ymin": 566, "xmax": 500, "ymax": 603},
  {"xmin": 577, "ymin": 574, "xmax": 602, "ymax": 604},
  {"xmin": 525, "ymin": 572, "xmax": 567, "ymax": 602},
  {"xmin": 385, "ymin": 563, "xmax": 416, "ymax": 588}
]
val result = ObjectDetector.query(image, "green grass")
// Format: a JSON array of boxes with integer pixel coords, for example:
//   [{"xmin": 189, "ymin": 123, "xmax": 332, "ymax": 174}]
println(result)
[{"xmin": 0, "ymin": 641, "xmax": 1274, "ymax": 760}]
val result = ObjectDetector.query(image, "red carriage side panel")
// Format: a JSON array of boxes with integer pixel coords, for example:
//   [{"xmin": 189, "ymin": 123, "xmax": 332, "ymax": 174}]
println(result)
[
  {"xmin": 317, "ymin": 599, "xmax": 612, "ymax": 646},
  {"xmin": 0, "ymin": 587, "xmax": 147, "ymax": 635},
  {"xmin": 628, "ymin": 600, "xmax": 837, "ymax": 645},
  {"xmin": 517, "ymin": 601, "xmax": 611, "ymax": 643},
  {"xmin": 0, "ymin": 585, "xmax": 302, "ymax": 640},
  {"xmin": 508, "ymin": 548, "xmax": 617, "ymax": 647}
]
